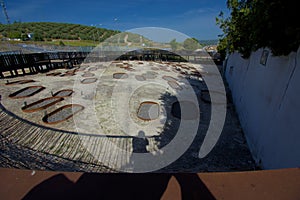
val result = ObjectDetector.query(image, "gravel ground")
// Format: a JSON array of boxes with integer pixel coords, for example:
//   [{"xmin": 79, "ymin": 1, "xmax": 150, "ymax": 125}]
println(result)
[
  {"xmin": 155, "ymin": 86, "xmax": 258, "ymax": 172},
  {"xmin": 0, "ymin": 61, "xmax": 258, "ymax": 173}
]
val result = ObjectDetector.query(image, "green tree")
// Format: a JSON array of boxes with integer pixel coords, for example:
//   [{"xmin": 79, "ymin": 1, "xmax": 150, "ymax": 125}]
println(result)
[
  {"xmin": 7, "ymin": 31, "xmax": 21, "ymax": 39},
  {"xmin": 183, "ymin": 38, "xmax": 201, "ymax": 51},
  {"xmin": 59, "ymin": 40, "xmax": 65, "ymax": 46},
  {"xmin": 21, "ymin": 33, "xmax": 29, "ymax": 41},
  {"xmin": 217, "ymin": 0, "xmax": 300, "ymax": 58},
  {"xmin": 170, "ymin": 39, "xmax": 179, "ymax": 51},
  {"xmin": 33, "ymin": 31, "xmax": 44, "ymax": 41}
]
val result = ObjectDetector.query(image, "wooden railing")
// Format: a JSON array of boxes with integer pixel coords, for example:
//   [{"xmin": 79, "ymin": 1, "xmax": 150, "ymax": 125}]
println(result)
[{"xmin": 0, "ymin": 51, "xmax": 89, "ymax": 78}]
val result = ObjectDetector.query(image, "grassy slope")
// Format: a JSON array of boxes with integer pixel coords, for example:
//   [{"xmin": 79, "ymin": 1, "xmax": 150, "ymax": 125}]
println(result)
[{"xmin": 0, "ymin": 22, "xmax": 166, "ymax": 48}]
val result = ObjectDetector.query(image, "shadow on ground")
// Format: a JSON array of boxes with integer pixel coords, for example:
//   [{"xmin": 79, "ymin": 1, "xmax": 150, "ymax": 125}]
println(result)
[{"xmin": 22, "ymin": 173, "xmax": 216, "ymax": 200}]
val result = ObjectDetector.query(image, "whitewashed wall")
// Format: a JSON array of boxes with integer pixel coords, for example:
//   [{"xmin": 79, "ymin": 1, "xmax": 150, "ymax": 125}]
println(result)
[{"xmin": 225, "ymin": 47, "xmax": 300, "ymax": 169}]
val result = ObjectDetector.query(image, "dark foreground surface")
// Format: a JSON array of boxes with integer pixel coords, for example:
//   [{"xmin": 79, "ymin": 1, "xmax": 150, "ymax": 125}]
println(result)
[{"xmin": 0, "ymin": 168, "xmax": 299, "ymax": 200}]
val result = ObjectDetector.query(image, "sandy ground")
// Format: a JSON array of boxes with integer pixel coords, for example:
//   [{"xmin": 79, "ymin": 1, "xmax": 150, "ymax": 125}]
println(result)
[
  {"xmin": 0, "ymin": 61, "xmax": 204, "ymax": 136},
  {"xmin": 0, "ymin": 60, "xmax": 257, "ymax": 172}
]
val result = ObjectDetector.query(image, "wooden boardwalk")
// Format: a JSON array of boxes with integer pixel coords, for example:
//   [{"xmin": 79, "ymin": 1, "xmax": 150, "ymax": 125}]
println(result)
[{"xmin": 0, "ymin": 102, "xmax": 149, "ymax": 172}]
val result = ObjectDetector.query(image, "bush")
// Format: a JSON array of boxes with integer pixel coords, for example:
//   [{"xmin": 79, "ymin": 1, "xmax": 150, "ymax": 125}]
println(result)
[
  {"xmin": 33, "ymin": 32, "xmax": 44, "ymax": 41},
  {"xmin": 183, "ymin": 38, "xmax": 201, "ymax": 51},
  {"xmin": 59, "ymin": 41, "xmax": 65, "ymax": 46},
  {"xmin": 217, "ymin": 0, "xmax": 300, "ymax": 58}
]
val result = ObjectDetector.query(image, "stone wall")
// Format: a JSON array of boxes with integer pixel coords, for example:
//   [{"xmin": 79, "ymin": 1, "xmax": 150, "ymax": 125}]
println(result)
[{"xmin": 224, "ymin": 47, "xmax": 300, "ymax": 169}]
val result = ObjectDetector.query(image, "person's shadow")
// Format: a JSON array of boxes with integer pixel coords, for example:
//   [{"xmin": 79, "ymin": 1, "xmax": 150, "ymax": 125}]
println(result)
[
  {"xmin": 132, "ymin": 130, "xmax": 149, "ymax": 153},
  {"xmin": 123, "ymin": 130, "xmax": 152, "ymax": 172},
  {"xmin": 22, "ymin": 173, "xmax": 216, "ymax": 200}
]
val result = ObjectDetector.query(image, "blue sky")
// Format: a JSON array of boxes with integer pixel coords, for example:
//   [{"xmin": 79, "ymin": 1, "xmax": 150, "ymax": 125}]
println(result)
[{"xmin": 1, "ymin": 0, "xmax": 229, "ymax": 40}]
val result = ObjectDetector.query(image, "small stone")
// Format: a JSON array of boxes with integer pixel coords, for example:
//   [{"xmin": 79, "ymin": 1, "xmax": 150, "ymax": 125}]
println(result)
[{"xmin": 31, "ymin": 170, "xmax": 36, "ymax": 176}]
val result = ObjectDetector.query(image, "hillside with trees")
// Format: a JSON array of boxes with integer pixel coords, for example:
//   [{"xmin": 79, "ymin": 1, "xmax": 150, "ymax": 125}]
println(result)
[
  {"xmin": 169, "ymin": 38, "xmax": 203, "ymax": 51},
  {"xmin": 0, "ymin": 21, "xmax": 212, "ymax": 51},
  {"xmin": 0, "ymin": 22, "xmax": 120, "ymax": 42}
]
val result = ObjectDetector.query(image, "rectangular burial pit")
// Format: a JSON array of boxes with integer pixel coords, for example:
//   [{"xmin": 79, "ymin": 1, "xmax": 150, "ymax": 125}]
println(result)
[
  {"xmin": 52, "ymin": 89, "xmax": 74, "ymax": 98},
  {"xmin": 5, "ymin": 80, "xmax": 36, "ymax": 85},
  {"xmin": 162, "ymin": 75, "xmax": 178, "ymax": 82},
  {"xmin": 46, "ymin": 72, "xmax": 62, "ymax": 76},
  {"xmin": 171, "ymin": 101, "xmax": 199, "ymax": 120},
  {"xmin": 81, "ymin": 78, "xmax": 98, "ymax": 84},
  {"xmin": 113, "ymin": 73, "xmax": 128, "ymax": 79},
  {"xmin": 22, "ymin": 97, "xmax": 64, "ymax": 113},
  {"xmin": 9, "ymin": 86, "xmax": 46, "ymax": 99},
  {"xmin": 137, "ymin": 101, "xmax": 160, "ymax": 121},
  {"xmin": 42, "ymin": 104, "xmax": 84, "ymax": 124},
  {"xmin": 82, "ymin": 72, "xmax": 95, "ymax": 77}
]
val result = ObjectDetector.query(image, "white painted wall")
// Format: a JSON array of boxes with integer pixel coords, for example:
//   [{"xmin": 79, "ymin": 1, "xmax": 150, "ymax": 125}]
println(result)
[{"xmin": 225, "ymin": 47, "xmax": 300, "ymax": 169}]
